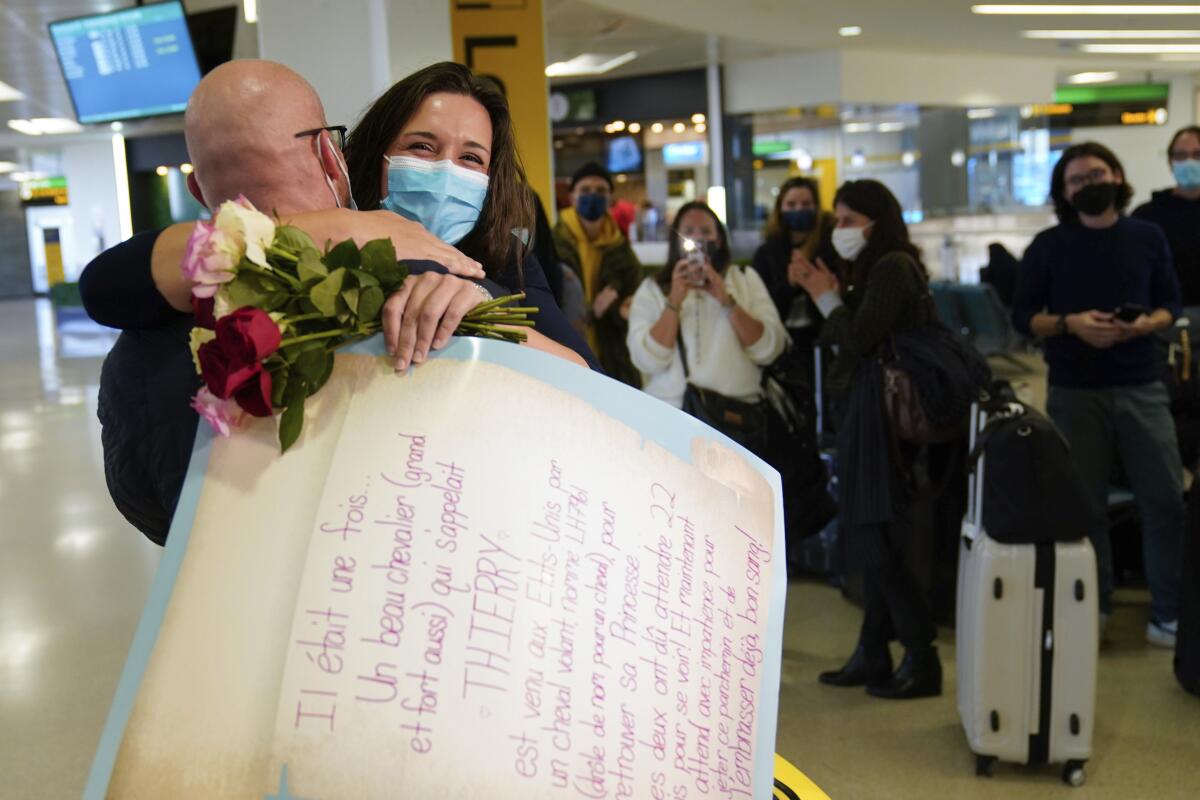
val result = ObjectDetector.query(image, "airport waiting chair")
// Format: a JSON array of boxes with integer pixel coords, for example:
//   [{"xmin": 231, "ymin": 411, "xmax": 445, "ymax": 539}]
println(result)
[{"xmin": 930, "ymin": 281, "xmax": 1023, "ymax": 367}]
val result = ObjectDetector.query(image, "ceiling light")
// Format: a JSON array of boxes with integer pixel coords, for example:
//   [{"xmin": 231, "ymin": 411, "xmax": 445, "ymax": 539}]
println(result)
[
  {"xmin": 6, "ymin": 117, "xmax": 84, "ymax": 135},
  {"xmin": 877, "ymin": 122, "xmax": 906, "ymax": 132},
  {"xmin": 974, "ymin": 4, "xmax": 1200, "ymax": 14},
  {"xmin": 1024, "ymin": 29, "xmax": 1200, "ymax": 38},
  {"xmin": 0, "ymin": 80, "xmax": 24, "ymax": 102},
  {"xmin": 839, "ymin": 25, "xmax": 863, "ymax": 37},
  {"xmin": 651, "ymin": 122, "xmax": 664, "ymax": 133},
  {"xmin": 180, "ymin": 163, "xmax": 194, "ymax": 174},
  {"xmin": 1158, "ymin": 53, "xmax": 1200, "ymax": 60},
  {"xmin": 610, "ymin": 120, "xmax": 626, "ymax": 132},
  {"xmin": 545, "ymin": 51, "xmax": 637, "ymax": 78},
  {"xmin": 615, "ymin": 173, "xmax": 628, "ymax": 183},
  {"xmin": 1083, "ymin": 43, "xmax": 1200, "ymax": 53},
  {"xmin": 843, "ymin": 122, "xmax": 873, "ymax": 133},
  {"xmin": 967, "ymin": 108, "xmax": 997, "ymax": 119},
  {"xmin": 695, "ymin": 122, "xmax": 707, "ymax": 133},
  {"xmin": 1067, "ymin": 70, "xmax": 1119, "ymax": 83},
  {"xmin": 951, "ymin": 149, "xmax": 967, "ymax": 167},
  {"xmin": 628, "ymin": 122, "xmax": 641, "ymax": 133},
  {"xmin": 243, "ymin": 0, "xmax": 258, "ymax": 24},
  {"xmin": 691, "ymin": 113, "xmax": 706, "ymax": 124},
  {"xmin": 850, "ymin": 150, "xmax": 867, "ymax": 168},
  {"xmin": 156, "ymin": 165, "xmax": 169, "ymax": 177},
  {"xmin": 110, "ymin": 121, "xmax": 123, "ymax": 132},
  {"xmin": 0, "ymin": 161, "xmax": 17, "ymax": 174},
  {"xmin": 901, "ymin": 151, "xmax": 917, "ymax": 167},
  {"xmin": 794, "ymin": 149, "xmax": 814, "ymax": 170},
  {"xmin": 8, "ymin": 171, "xmax": 47, "ymax": 182},
  {"xmin": 673, "ymin": 122, "xmax": 686, "ymax": 133}
]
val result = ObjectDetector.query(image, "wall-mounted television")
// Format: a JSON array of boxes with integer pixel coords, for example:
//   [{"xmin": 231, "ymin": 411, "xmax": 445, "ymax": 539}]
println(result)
[
  {"xmin": 49, "ymin": 1, "xmax": 202, "ymax": 124},
  {"xmin": 606, "ymin": 135, "xmax": 642, "ymax": 174}
]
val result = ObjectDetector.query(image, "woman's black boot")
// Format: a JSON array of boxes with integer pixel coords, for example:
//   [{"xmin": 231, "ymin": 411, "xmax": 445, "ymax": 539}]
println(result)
[
  {"xmin": 866, "ymin": 645, "xmax": 942, "ymax": 699},
  {"xmin": 818, "ymin": 643, "xmax": 893, "ymax": 687}
]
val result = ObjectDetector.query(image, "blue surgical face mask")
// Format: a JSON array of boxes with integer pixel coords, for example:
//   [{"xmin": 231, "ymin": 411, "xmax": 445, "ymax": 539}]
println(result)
[
  {"xmin": 782, "ymin": 208, "xmax": 816, "ymax": 232},
  {"xmin": 1173, "ymin": 159, "xmax": 1200, "ymax": 190},
  {"xmin": 381, "ymin": 155, "xmax": 489, "ymax": 245},
  {"xmin": 576, "ymin": 192, "xmax": 608, "ymax": 222}
]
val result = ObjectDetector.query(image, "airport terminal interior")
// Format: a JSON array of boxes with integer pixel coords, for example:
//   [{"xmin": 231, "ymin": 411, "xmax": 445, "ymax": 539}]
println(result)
[{"xmin": 1, "ymin": 1, "xmax": 1199, "ymax": 798}]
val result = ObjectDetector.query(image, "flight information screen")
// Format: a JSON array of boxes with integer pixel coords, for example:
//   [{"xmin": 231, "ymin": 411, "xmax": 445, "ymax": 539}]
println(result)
[{"xmin": 49, "ymin": 1, "xmax": 201, "ymax": 124}]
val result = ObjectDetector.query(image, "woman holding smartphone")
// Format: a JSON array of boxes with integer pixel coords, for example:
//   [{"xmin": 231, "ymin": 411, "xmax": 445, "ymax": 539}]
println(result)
[{"xmin": 626, "ymin": 201, "xmax": 787, "ymax": 411}]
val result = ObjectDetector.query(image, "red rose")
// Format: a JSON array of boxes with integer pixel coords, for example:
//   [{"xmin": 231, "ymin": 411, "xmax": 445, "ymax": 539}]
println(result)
[
  {"xmin": 233, "ymin": 367, "xmax": 274, "ymax": 417},
  {"xmin": 214, "ymin": 307, "xmax": 281, "ymax": 364},
  {"xmin": 197, "ymin": 339, "xmax": 262, "ymax": 399},
  {"xmin": 192, "ymin": 295, "xmax": 216, "ymax": 330}
]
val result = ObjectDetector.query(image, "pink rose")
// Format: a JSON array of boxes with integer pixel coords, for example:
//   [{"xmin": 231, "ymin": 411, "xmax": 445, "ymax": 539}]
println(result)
[
  {"xmin": 190, "ymin": 386, "xmax": 246, "ymax": 437},
  {"xmin": 182, "ymin": 219, "xmax": 239, "ymax": 299}
]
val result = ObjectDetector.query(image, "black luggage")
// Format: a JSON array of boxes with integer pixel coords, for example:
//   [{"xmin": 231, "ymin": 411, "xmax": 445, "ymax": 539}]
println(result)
[{"xmin": 1177, "ymin": 483, "xmax": 1200, "ymax": 697}]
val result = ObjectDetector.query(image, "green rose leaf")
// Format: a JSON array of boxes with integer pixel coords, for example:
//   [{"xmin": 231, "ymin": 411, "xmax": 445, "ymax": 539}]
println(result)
[
  {"xmin": 326, "ymin": 239, "xmax": 361, "ymax": 271},
  {"xmin": 278, "ymin": 377, "xmax": 309, "ymax": 453},
  {"xmin": 309, "ymin": 351, "xmax": 335, "ymax": 396},
  {"xmin": 275, "ymin": 225, "xmax": 316, "ymax": 255},
  {"xmin": 296, "ymin": 247, "xmax": 328, "ymax": 283},
  {"xmin": 357, "ymin": 285, "xmax": 385, "ymax": 322},
  {"xmin": 341, "ymin": 287, "xmax": 360, "ymax": 318},
  {"xmin": 270, "ymin": 366, "xmax": 290, "ymax": 407},
  {"xmin": 293, "ymin": 346, "xmax": 328, "ymax": 385},
  {"xmin": 311, "ymin": 267, "xmax": 347, "ymax": 316},
  {"xmin": 350, "ymin": 269, "xmax": 379, "ymax": 288},
  {"xmin": 360, "ymin": 239, "xmax": 404, "ymax": 286},
  {"xmin": 223, "ymin": 273, "xmax": 269, "ymax": 308}
]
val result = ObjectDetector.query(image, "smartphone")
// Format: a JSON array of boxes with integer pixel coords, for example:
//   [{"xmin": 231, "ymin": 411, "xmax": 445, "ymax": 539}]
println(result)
[
  {"xmin": 1114, "ymin": 303, "xmax": 1150, "ymax": 323},
  {"xmin": 682, "ymin": 238, "xmax": 707, "ymax": 286}
]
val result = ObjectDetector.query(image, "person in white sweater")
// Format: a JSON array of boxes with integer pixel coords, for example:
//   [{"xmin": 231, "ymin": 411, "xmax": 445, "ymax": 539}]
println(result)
[{"xmin": 627, "ymin": 201, "xmax": 787, "ymax": 409}]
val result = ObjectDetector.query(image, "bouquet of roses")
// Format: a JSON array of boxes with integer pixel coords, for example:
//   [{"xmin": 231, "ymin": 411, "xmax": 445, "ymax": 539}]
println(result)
[{"xmin": 184, "ymin": 196, "xmax": 534, "ymax": 451}]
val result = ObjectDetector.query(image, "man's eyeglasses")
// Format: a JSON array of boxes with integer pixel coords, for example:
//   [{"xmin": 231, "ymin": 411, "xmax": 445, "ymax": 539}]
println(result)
[
  {"xmin": 1065, "ymin": 168, "xmax": 1111, "ymax": 190},
  {"xmin": 295, "ymin": 125, "xmax": 347, "ymax": 151}
]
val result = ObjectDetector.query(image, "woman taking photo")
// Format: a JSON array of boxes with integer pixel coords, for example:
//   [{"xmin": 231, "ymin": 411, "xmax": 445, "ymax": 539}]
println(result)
[
  {"xmin": 752, "ymin": 176, "xmax": 839, "ymax": 355},
  {"xmin": 626, "ymin": 201, "xmax": 786, "ymax": 418},
  {"xmin": 793, "ymin": 179, "xmax": 943, "ymax": 700}
]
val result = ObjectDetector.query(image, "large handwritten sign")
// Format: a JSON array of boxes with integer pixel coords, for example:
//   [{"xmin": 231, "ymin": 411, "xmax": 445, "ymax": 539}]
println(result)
[{"xmin": 85, "ymin": 337, "xmax": 786, "ymax": 799}]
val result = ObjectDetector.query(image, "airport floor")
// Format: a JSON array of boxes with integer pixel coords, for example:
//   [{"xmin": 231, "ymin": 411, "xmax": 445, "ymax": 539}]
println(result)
[{"xmin": 0, "ymin": 297, "xmax": 1197, "ymax": 799}]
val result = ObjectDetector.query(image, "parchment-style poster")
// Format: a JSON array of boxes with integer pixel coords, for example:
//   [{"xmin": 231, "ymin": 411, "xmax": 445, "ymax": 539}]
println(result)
[{"xmin": 85, "ymin": 337, "xmax": 787, "ymax": 800}]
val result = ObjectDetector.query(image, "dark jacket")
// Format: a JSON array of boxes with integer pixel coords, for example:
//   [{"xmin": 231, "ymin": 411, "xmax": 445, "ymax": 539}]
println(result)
[
  {"xmin": 80, "ymin": 227, "xmax": 599, "ymax": 544},
  {"xmin": 1012, "ymin": 217, "xmax": 1181, "ymax": 389},
  {"xmin": 751, "ymin": 216, "xmax": 841, "ymax": 333},
  {"xmin": 1133, "ymin": 189, "xmax": 1200, "ymax": 307},
  {"xmin": 553, "ymin": 218, "xmax": 643, "ymax": 388},
  {"xmin": 821, "ymin": 251, "xmax": 933, "ymax": 527}
]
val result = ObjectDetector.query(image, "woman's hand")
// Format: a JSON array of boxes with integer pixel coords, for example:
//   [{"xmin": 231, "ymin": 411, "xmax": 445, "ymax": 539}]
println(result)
[
  {"xmin": 787, "ymin": 249, "xmax": 808, "ymax": 288},
  {"xmin": 668, "ymin": 259, "xmax": 693, "ymax": 308},
  {"xmin": 701, "ymin": 260, "xmax": 731, "ymax": 306},
  {"xmin": 793, "ymin": 255, "xmax": 839, "ymax": 298},
  {"xmin": 593, "ymin": 284, "xmax": 620, "ymax": 318}
]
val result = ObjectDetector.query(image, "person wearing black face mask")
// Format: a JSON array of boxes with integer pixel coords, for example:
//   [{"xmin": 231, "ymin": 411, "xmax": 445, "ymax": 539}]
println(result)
[
  {"xmin": 751, "ymin": 176, "xmax": 841, "ymax": 362},
  {"xmin": 1013, "ymin": 141, "xmax": 1185, "ymax": 650},
  {"xmin": 554, "ymin": 161, "xmax": 644, "ymax": 387}
]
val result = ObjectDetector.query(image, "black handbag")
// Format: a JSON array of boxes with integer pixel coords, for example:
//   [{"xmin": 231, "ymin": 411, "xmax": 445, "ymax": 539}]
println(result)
[
  {"xmin": 967, "ymin": 400, "xmax": 1093, "ymax": 545},
  {"xmin": 677, "ymin": 329, "xmax": 769, "ymax": 456}
]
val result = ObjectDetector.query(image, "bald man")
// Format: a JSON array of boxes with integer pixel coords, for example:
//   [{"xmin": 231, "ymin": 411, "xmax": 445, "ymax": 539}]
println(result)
[{"xmin": 81, "ymin": 60, "xmax": 590, "ymax": 543}]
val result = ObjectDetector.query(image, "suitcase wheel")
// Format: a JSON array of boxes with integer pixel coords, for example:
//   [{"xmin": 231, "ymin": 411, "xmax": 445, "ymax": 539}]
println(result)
[
  {"xmin": 975, "ymin": 754, "xmax": 996, "ymax": 778},
  {"xmin": 1062, "ymin": 760, "xmax": 1086, "ymax": 788}
]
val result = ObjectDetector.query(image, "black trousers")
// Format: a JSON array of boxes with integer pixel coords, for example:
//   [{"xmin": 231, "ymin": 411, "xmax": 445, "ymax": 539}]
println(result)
[{"xmin": 849, "ymin": 518, "xmax": 938, "ymax": 656}]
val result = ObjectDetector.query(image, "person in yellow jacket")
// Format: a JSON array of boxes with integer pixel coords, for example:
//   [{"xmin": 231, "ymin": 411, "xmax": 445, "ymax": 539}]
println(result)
[{"xmin": 553, "ymin": 162, "xmax": 643, "ymax": 387}]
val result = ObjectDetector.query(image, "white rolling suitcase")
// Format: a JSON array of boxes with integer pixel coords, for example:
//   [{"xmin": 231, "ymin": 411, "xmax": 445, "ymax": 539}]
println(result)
[{"xmin": 956, "ymin": 401, "xmax": 1099, "ymax": 787}]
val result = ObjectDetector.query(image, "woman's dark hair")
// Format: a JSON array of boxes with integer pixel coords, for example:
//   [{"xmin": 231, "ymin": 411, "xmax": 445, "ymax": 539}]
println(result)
[
  {"xmin": 656, "ymin": 201, "xmax": 731, "ymax": 292},
  {"xmin": 344, "ymin": 61, "xmax": 532, "ymax": 273},
  {"xmin": 1049, "ymin": 141, "xmax": 1134, "ymax": 223},
  {"xmin": 832, "ymin": 179, "xmax": 924, "ymax": 283},
  {"xmin": 1168, "ymin": 126, "xmax": 1200, "ymax": 159}
]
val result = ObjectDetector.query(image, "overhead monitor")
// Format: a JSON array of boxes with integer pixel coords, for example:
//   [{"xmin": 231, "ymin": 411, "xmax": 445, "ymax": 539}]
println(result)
[{"xmin": 49, "ymin": 1, "xmax": 202, "ymax": 124}]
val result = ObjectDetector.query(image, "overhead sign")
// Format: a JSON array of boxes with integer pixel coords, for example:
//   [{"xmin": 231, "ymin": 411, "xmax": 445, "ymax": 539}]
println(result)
[
  {"xmin": 20, "ymin": 176, "xmax": 68, "ymax": 206},
  {"xmin": 662, "ymin": 140, "xmax": 707, "ymax": 166}
]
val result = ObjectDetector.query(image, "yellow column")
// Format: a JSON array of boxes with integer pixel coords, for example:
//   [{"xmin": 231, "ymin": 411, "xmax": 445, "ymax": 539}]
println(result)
[{"xmin": 449, "ymin": 0, "xmax": 553, "ymax": 213}]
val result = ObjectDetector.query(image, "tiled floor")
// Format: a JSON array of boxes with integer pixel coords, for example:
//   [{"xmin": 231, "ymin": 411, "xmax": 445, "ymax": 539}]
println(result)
[{"xmin": 0, "ymin": 297, "xmax": 1196, "ymax": 798}]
